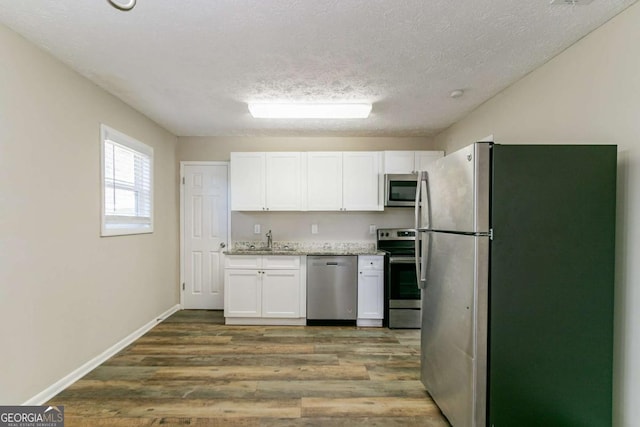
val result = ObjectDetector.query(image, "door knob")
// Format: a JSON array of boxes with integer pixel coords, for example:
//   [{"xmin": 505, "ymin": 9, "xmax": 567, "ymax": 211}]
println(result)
[{"xmin": 220, "ymin": 242, "xmax": 226, "ymax": 248}]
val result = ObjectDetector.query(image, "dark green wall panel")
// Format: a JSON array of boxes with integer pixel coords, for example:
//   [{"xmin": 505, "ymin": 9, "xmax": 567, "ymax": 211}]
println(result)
[{"xmin": 488, "ymin": 145, "xmax": 616, "ymax": 427}]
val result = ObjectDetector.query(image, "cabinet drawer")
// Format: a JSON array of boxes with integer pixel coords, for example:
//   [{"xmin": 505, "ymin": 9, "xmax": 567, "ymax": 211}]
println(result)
[
  {"xmin": 225, "ymin": 255, "xmax": 262, "ymax": 269},
  {"xmin": 262, "ymin": 256, "xmax": 300, "ymax": 270},
  {"xmin": 358, "ymin": 256, "xmax": 384, "ymax": 270}
]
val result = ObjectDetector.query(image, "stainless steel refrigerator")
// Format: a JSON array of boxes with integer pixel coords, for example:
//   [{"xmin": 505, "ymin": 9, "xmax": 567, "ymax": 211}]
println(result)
[{"xmin": 415, "ymin": 142, "xmax": 616, "ymax": 427}]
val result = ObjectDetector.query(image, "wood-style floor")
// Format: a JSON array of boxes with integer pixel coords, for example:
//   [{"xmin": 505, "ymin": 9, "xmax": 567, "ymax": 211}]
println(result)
[{"xmin": 48, "ymin": 310, "xmax": 450, "ymax": 426}]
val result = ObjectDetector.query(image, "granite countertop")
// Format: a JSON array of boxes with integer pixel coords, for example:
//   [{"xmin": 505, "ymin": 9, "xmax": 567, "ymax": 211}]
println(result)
[{"xmin": 224, "ymin": 241, "xmax": 386, "ymax": 256}]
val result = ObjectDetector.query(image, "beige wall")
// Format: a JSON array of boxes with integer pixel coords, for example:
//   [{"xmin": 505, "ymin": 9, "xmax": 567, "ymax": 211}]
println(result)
[
  {"xmin": 178, "ymin": 136, "xmax": 436, "ymax": 162},
  {"xmin": 178, "ymin": 136, "xmax": 434, "ymax": 242},
  {"xmin": 232, "ymin": 210, "xmax": 415, "ymax": 243},
  {"xmin": 434, "ymin": 3, "xmax": 640, "ymax": 425},
  {"xmin": 0, "ymin": 25, "xmax": 179, "ymax": 403}
]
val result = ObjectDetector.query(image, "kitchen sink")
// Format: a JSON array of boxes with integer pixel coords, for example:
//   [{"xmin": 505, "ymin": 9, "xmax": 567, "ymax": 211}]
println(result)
[
  {"xmin": 234, "ymin": 245, "xmax": 298, "ymax": 254},
  {"xmin": 245, "ymin": 246, "xmax": 272, "ymax": 251}
]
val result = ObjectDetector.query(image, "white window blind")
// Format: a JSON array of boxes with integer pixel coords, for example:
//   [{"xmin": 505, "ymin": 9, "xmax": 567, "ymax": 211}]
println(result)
[{"xmin": 101, "ymin": 125, "xmax": 153, "ymax": 236}]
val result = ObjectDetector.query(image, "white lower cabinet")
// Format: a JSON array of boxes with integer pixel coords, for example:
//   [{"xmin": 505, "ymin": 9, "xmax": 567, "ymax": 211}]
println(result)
[
  {"xmin": 357, "ymin": 255, "xmax": 384, "ymax": 327},
  {"xmin": 262, "ymin": 269, "xmax": 301, "ymax": 317},
  {"xmin": 224, "ymin": 255, "xmax": 306, "ymax": 325},
  {"xmin": 224, "ymin": 269, "xmax": 262, "ymax": 317}
]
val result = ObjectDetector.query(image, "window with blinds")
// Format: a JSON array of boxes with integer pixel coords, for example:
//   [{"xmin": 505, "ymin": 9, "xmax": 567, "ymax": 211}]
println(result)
[{"xmin": 100, "ymin": 124, "xmax": 153, "ymax": 236}]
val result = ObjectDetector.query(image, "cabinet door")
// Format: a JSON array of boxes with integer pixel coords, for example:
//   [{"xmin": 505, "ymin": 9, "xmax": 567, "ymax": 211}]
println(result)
[
  {"xmin": 262, "ymin": 270, "xmax": 301, "ymax": 318},
  {"xmin": 230, "ymin": 152, "xmax": 265, "ymax": 210},
  {"xmin": 415, "ymin": 151, "xmax": 444, "ymax": 171},
  {"xmin": 384, "ymin": 151, "xmax": 417, "ymax": 174},
  {"xmin": 358, "ymin": 269, "xmax": 384, "ymax": 319},
  {"xmin": 224, "ymin": 269, "xmax": 262, "ymax": 317},
  {"xmin": 343, "ymin": 152, "xmax": 382, "ymax": 211},
  {"xmin": 307, "ymin": 152, "xmax": 343, "ymax": 211},
  {"xmin": 266, "ymin": 152, "xmax": 302, "ymax": 210}
]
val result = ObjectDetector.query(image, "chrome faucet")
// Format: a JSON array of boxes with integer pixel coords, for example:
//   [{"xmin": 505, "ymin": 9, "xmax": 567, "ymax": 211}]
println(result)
[{"xmin": 266, "ymin": 229, "xmax": 273, "ymax": 249}]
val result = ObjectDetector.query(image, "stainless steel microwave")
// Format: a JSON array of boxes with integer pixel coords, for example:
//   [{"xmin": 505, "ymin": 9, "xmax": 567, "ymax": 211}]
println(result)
[{"xmin": 384, "ymin": 173, "xmax": 418, "ymax": 207}]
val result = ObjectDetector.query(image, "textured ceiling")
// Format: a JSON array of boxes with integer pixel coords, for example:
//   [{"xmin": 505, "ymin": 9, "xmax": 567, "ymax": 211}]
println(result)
[{"xmin": 0, "ymin": 0, "xmax": 636, "ymax": 136}]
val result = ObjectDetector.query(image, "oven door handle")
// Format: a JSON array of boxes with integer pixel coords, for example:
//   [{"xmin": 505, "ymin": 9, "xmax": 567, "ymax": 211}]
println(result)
[{"xmin": 389, "ymin": 257, "xmax": 415, "ymax": 264}]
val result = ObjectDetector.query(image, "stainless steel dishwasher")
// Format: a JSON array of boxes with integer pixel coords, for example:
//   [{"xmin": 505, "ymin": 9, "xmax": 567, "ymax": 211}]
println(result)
[{"xmin": 307, "ymin": 255, "xmax": 357, "ymax": 325}]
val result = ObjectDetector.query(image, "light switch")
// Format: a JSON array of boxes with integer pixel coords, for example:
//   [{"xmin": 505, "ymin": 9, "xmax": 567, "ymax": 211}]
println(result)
[
  {"xmin": 311, "ymin": 224, "xmax": 318, "ymax": 234},
  {"xmin": 254, "ymin": 224, "xmax": 261, "ymax": 234}
]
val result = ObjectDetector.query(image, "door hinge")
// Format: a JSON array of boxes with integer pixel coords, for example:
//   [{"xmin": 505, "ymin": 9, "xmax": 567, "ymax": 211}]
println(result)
[
  {"xmin": 489, "ymin": 228, "xmax": 494, "ymax": 240},
  {"xmin": 182, "ymin": 177, "xmax": 185, "ymax": 184},
  {"xmin": 182, "ymin": 282, "xmax": 185, "ymax": 290}
]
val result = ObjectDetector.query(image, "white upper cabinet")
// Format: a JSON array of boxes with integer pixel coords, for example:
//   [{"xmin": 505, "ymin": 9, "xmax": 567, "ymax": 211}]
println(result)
[
  {"xmin": 342, "ymin": 151, "xmax": 383, "ymax": 211},
  {"xmin": 307, "ymin": 151, "xmax": 382, "ymax": 211},
  {"xmin": 266, "ymin": 152, "xmax": 304, "ymax": 211},
  {"xmin": 230, "ymin": 152, "xmax": 266, "ymax": 211},
  {"xmin": 383, "ymin": 151, "xmax": 416, "ymax": 174},
  {"xmin": 383, "ymin": 150, "xmax": 444, "ymax": 174},
  {"xmin": 231, "ymin": 150, "xmax": 385, "ymax": 212},
  {"xmin": 306, "ymin": 152, "xmax": 343, "ymax": 211},
  {"xmin": 230, "ymin": 152, "xmax": 303, "ymax": 211}
]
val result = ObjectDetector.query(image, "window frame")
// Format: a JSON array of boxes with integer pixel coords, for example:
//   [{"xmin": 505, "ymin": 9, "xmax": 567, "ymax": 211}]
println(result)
[{"xmin": 100, "ymin": 124, "xmax": 154, "ymax": 237}]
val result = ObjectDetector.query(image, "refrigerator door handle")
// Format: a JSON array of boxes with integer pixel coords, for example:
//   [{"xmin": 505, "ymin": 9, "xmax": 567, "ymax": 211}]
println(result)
[
  {"xmin": 421, "ymin": 178, "xmax": 429, "ymax": 229},
  {"xmin": 415, "ymin": 174, "xmax": 422, "ymax": 287},
  {"xmin": 415, "ymin": 233, "xmax": 421, "ymax": 288},
  {"xmin": 414, "ymin": 172, "xmax": 422, "ymax": 231},
  {"xmin": 415, "ymin": 171, "xmax": 430, "ymax": 290},
  {"xmin": 415, "ymin": 172, "xmax": 430, "ymax": 230},
  {"xmin": 418, "ymin": 231, "xmax": 428, "ymax": 289}
]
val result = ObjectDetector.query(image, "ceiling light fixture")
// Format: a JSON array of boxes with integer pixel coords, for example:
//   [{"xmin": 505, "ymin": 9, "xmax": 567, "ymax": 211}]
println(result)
[
  {"xmin": 549, "ymin": 0, "xmax": 594, "ymax": 5},
  {"xmin": 248, "ymin": 103, "xmax": 372, "ymax": 119},
  {"xmin": 107, "ymin": 0, "xmax": 137, "ymax": 11},
  {"xmin": 450, "ymin": 89, "xmax": 464, "ymax": 99}
]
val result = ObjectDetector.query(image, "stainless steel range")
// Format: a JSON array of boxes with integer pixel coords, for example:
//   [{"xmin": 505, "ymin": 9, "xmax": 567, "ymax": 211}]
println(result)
[{"xmin": 377, "ymin": 228, "xmax": 421, "ymax": 329}]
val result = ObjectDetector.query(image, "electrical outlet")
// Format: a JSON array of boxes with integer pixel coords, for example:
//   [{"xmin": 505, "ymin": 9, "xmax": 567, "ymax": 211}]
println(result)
[
  {"xmin": 311, "ymin": 224, "xmax": 318, "ymax": 234},
  {"xmin": 254, "ymin": 224, "xmax": 261, "ymax": 234},
  {"xmin": 369, "ymin": 224, "xmax": 376, "ymax": 235}
]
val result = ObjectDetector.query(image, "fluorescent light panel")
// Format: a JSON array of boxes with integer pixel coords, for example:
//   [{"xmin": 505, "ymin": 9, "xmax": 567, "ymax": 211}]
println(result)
[{"xmin": 248, "ymin": 103, "xmax": 372, "ymax": 119}]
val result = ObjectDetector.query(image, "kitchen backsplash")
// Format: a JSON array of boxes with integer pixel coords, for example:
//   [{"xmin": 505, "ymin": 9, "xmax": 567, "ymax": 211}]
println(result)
[{"xmin": 231, "ymin": 210, "xmax": 414, "ymax": 243}]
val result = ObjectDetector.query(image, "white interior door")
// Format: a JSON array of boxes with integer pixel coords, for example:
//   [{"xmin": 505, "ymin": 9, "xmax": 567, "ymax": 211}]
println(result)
[{"xmin": 183, "ymin": 164, "xmax": 228, "ymax": 309}]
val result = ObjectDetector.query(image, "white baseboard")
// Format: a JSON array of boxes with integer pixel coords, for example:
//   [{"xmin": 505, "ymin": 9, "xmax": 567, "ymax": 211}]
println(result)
[
  {"xmin": 357, "ymin": 318, "xmax": 383, "ymax": 327},
  {"xmin": 23, "ymin": 304, "xmax": 181, "ymax": 405},
  {"xmin": 225, "ymin": 317, "xmax": 306, "ymax": 326}
]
